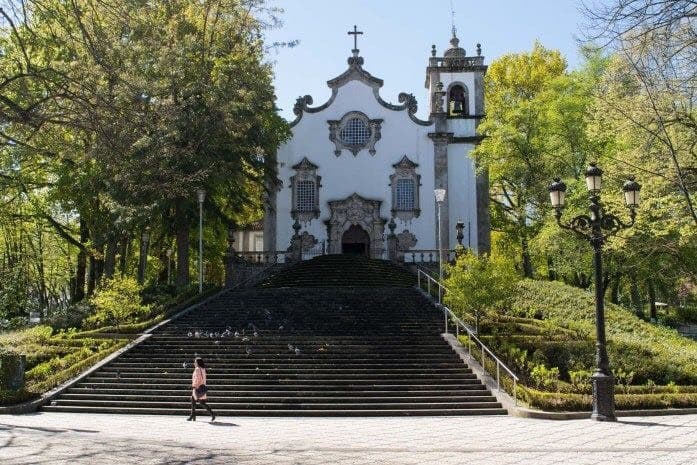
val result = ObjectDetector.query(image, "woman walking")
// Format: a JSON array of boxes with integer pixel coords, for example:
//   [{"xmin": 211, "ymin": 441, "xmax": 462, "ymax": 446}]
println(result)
[{"xmin": 188, "ymin": 357, "xmax": 216, "ymax": 422}]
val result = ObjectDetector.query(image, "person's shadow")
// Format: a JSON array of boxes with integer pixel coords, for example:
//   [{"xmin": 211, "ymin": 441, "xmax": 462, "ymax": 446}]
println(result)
[{"xmin": 209, "ymin": 421, "xmax": 239, "ymax": 427}]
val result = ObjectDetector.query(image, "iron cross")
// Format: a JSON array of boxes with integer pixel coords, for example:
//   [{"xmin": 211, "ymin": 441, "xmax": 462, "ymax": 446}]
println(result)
[{"xmin": 348, "ymin": 25, "xmax": 363, "ymax": 50}]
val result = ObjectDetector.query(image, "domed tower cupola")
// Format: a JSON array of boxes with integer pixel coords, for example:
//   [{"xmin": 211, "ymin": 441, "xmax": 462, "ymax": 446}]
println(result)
[{"xmin": 443, "ymin": 31, "xmax": 467, "ymax": 60}]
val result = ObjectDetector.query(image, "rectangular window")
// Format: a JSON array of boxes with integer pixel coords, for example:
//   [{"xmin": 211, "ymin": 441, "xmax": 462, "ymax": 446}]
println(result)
[
  {"xmin": 296, "ymin": 180, "xmax": 316, "ymax": 212},
  {"xmin": 396, "ymin": 178, "xmax": 415, "ymax": 211}
]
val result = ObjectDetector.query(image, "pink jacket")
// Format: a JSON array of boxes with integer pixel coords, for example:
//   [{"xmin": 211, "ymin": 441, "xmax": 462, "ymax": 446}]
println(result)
[{"xmin": 192, "ymin": 367, "xmax": 207, "ymax": 400}]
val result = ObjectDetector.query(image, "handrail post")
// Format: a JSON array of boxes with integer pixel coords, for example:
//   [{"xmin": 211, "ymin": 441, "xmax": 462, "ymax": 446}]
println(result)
[
  {"xmin": 427, "ymin": 278, "xmax": 431, "ymax": 296},
  {"xmin": 496, "ymin": 362, "xmax": 501, "ymax": 392},
  {"xmin": 514, "ymin": 379, "xmax": 518, "ymax": 406},
  {"xmin": 443, "ymin": 307, "xmax": 448, "ymax": 334},
  {"xmin": 417, "ymin": 271, "xmax": 421, "ymax": 290}
]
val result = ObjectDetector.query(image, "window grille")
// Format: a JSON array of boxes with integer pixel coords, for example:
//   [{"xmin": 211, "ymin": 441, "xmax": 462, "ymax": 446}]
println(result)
[
  {"xmin": 395, "ymin": 178, "xmax": 415, "ymax": 211},
  {"xmin": 340, "ymin": 118, "xmax": 371, "ymax": 146},
  {"xmin": 296, "ymin": 180, "xmax": 316, "ymax": 212}
]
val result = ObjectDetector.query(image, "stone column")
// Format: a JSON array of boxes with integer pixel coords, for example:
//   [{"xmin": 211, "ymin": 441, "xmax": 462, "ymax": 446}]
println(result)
[{"xmin": 428, "ymin": 131, "xmax": 453, "ymax": 250}]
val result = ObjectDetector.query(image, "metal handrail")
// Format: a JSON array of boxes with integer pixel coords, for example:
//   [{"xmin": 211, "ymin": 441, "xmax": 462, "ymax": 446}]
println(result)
[{"xmin": 417, "ymin": 269, "xmax": 520, "ymax": 405}]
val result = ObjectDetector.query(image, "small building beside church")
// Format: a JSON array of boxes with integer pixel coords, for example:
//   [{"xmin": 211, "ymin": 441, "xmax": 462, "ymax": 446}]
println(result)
[{"xmin": 260, "ymin": 28, "xmax": 490, "ymax": 261}]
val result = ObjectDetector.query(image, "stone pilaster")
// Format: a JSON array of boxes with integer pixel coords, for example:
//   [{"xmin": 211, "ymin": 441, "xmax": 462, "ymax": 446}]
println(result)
[
  {"xmin": 263, "ymin": 177, "xmax": 281, "ymax": 253},
  {"xmin": 473, "ymin": 69, "xmax": 490, "ymax": 254},
  {"xmin": 428, "ymin": 131, "xmax": 453, "ymax": 250}
]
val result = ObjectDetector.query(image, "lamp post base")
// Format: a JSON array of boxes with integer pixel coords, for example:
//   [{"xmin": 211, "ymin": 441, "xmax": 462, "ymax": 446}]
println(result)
[{"xmin": 591, "ymin": 371, "xmax": 616, "ymax": 422}]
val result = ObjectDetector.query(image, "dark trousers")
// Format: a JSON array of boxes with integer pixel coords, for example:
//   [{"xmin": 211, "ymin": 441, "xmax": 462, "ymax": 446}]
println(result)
[{"xmin": 190, "ymin": 396, "xmax": 214, "ymax": 418}]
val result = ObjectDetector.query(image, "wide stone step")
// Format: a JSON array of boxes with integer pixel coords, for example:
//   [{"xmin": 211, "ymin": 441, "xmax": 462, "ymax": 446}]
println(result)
[
  {"xmin": 100, "ymin": 367, "xmax": 473, "ymax": 374},
  {"xmin": 75, "ymin": 381, "xmax": 484, "ymax": 389},
  {"xmin": 83, "ymin": 375, "xmax": 480, "ymax": 384},
  {"xmin": 66, "ymin": 387, "xmax": 490, "ymax": 396},
  {"xmin": 41, "ymin": 405, "xmax": 509, "ymax": 416},
  {"xmin": 58, "ymin": 393, "xmax": 499, "ymax": 403},
  {"xmin": 48, "ymin": 399, "xmax": 503, "ymax": 410}
]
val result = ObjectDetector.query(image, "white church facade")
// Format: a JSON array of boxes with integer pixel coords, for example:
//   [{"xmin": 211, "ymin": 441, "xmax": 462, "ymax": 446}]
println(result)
[{"xmin": 260, "ymin": 29, "xmax": 490, "ymax": 261}]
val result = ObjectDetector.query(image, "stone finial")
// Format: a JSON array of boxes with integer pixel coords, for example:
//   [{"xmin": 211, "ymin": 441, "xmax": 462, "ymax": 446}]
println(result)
[
  {"xmin": 431, "ymin": 44, "xmax": 437, "ymax": 57},
  {"xmin": 476, "ymin": 43, "xmax": 482, "ymax": 56},
  {"xmin": 388, "ymin": 218, "xmax": 396, "ymax": 235},
  {"xmin": 292, "ymin": 218, "xmax": 301, "ymax": 236}
]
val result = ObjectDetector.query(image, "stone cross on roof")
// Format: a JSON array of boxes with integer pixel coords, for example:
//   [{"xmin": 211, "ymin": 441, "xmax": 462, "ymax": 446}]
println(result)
[{"xmin": 348, "ymin": 25, "xmax": 363, "ymax": 56}]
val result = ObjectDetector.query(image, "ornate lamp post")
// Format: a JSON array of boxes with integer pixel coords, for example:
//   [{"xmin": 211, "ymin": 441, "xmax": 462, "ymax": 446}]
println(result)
[
  {"xmin": 549, "ymin": 164, "xmax": 641, "ymax": 422},
  {"xmin": 434, "ymin": 188, "xmax": 447, "ymax": 302},
  {"xmin": 196, "ymin": 189, "xmax": 206, "ymax": 294}
]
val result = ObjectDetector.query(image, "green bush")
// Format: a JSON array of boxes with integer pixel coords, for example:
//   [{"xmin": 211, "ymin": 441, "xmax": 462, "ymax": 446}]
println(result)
[
  {"xmin": 444, "ymin": 250, "xmax": 520, "ymax": 320},
  {"xmin": 84, "ymin": 277, "xmax": 151, "ymax": 329}
]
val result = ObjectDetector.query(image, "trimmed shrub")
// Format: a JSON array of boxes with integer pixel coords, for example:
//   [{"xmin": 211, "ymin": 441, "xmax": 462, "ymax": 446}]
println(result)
[{"xmin": 84, "ymin": 277, "xmax": 151, "ymax": 329}]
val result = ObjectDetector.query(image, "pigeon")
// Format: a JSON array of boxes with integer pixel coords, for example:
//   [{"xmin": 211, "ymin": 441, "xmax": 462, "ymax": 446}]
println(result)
[
  {"xmin": 187, "ymin": 332, "xmax": 193, "ymax": 338},
  {"xmin": 182, "ymin": 362, "xmax": 188, "ymax": 368},
  {"xmin": 278, "ymin": 325, "xmax": 284, "ymax": 331},
  {"xmin": 234, "ymin": 331, "xmax": 240, "ymax": 338},
  {"xmin": 245, "ymin": 347, "xmax": 253, "ymax": 356},
  {"xmin": 194, "ymin": 331, "xmax": 201, "ymax": 338},
  {"xmin": 287, "ymin": 344, "xmax": 294, "ymax": 351},
  {"xmin": 214, "ymin": 340, "xmax": 220, "ymax": 345},
  {"xmin": 294, "ymin": 347, "xmax": 301, "ymax": 355},
  {"xmin": 253, "ymin": 331, "xmax": 259, "ymax": 338},
  {"xmin": 226, "ymin": 326, "xmax": 232, "ymax": 332},
  {"xmin": 241, "ymin": 336, "xmax": 250, "ymax": 342}
]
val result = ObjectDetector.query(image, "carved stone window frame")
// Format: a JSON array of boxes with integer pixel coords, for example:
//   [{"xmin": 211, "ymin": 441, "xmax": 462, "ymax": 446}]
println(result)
[
  {"xmin": 389, "ymin": 155, "xmax": 421, "ymax": 221},
  {"xmin": 328, "ymin": 111, "xmax": 383, "ymax": 157},
  {"xmin": 290, "ymin": 157, "xmax": 321, "ymax": 223}
]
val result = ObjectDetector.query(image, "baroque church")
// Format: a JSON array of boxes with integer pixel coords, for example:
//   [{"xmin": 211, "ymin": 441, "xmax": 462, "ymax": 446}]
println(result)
[{"xmin": 258, "ymin": 27, "xmax": 490, "ymax": 260}]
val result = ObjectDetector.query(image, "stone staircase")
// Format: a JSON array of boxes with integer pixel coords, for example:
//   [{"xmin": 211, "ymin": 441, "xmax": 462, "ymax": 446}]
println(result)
[{"xmin": 43, "ymin": 256, "xmax": 505, "ymax": 416}]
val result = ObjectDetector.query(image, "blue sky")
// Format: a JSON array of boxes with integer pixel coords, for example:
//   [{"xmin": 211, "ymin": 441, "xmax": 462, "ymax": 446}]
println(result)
[{"xmin": 265, "ymin": 0, "xmax": 588, "ymax": 120}]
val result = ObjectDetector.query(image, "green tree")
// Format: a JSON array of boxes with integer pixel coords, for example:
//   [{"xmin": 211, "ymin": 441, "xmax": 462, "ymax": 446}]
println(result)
[{"xmin": 473, "ymin": 43, "xmax": 595, "ymax": 278}]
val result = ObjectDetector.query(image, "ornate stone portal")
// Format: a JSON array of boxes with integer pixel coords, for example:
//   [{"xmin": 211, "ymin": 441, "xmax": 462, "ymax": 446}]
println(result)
[{"xmin": 327, "ymin": 193, "xmax": 387, "ymax": 258}]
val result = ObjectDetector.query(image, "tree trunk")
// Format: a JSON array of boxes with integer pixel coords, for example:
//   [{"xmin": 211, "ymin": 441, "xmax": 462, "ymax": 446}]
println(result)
[
  {"xmin": 175, "ymin": 199, "xmax": 190, "ymax": 292},
  {"xmin": 119, "ymin": 234, "xmax": 129, "ymax": 277},
  {"xmin": 547, "ymin": 256, "xmax": 555, "ymax": 281},
  {"xmin": 630, "ymin": 273, "xmax": 644, "ymax": 317},
  {"xmin": 610, "ymin": 273, "xmax": 621, "ymax": 304},
  {"xmin": 104, "ymin": 236, "xmax": 118, "ymax": 279},
  {"xmin": 521, "ymin": 236, "xmax": 533, "ymax": 278},
  {"xmin": 72, "ymin": 220, "xmax": 89, "ymax": 302},
  {"xmin": 647, "ymin": 279, "xmax": 657, "ymax": 322}
]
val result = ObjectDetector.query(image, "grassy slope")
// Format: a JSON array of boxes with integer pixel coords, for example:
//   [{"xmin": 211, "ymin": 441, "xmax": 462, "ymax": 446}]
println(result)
[{"xmin": 509, "ymin": 280, "xmax": 697, "ymax": 385}]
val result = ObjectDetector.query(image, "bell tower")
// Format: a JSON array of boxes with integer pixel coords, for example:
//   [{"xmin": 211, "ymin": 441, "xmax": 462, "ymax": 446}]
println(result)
[{"xmin": 425, "ymin": 30, "xmax": 490, "ymax": 253}]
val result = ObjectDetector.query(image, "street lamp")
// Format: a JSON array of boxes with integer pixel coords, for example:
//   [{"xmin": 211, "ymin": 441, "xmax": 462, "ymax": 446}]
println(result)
[
  {"xmin": 434, "ymin": 188, "xmax": 447, "ymax": 302},
  {"xmin": 197, "ymin": 189, "xmax": 206, "ymax": 294},
  {"xmin": 166, "ymin": 248, "xmax": 173, "ymax": 285},
  {"xmin": 549, "ymin": 164, "xmax": 641, "ymax": 422}
]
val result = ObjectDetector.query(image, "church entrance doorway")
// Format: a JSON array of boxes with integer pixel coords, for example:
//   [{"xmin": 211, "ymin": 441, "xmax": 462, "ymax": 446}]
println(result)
[{"xmin": 341, "ymin": 225, "xmax": 370, "ymax": 256}]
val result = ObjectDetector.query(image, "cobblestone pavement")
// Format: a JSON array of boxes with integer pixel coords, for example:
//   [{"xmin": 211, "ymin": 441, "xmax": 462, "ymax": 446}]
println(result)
[{"xmin": 1, "ymin": 413, "xmax": 696, "ymax": 464}]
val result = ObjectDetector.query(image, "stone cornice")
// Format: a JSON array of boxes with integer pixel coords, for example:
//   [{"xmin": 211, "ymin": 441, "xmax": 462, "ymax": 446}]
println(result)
[
  {"xmin": 289, "ymin": 56, "xmax": 434, "ymax": 128},
  {"xmin": 427, "ymin": 132, "xmax": 454, "ymax": 144}
]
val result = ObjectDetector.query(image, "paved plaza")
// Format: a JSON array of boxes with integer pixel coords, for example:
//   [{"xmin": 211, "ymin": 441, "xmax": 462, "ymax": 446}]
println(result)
[{"xmin": 1, "ymin": 413, "xmax": 696, "ymax": 464}]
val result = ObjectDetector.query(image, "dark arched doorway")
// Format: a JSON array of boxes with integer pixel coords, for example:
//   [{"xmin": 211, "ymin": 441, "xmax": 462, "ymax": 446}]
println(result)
[{"xmin": 341, "ymin": 225, "xmax": 370, "ymax": 256}]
